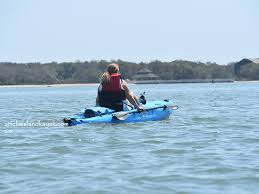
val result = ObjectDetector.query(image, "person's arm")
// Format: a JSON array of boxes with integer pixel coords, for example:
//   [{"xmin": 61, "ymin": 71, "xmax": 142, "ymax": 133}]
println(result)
[
  {"xmin": 96, "ymin": 95, "xmax": 99, "ymax": 106},
  {"xmin": 96, "ymin": 85, "xmax": 100, "ymax": 106},
  {"xmin": 122, "ymin": 81, "xmax": 143, "ymax": 110}
]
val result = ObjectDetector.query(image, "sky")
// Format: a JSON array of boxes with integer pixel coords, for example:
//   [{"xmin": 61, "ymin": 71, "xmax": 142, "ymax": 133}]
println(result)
[{"xmin": 0, "ymin": 0, "xmax": 259, "ymax": 64}]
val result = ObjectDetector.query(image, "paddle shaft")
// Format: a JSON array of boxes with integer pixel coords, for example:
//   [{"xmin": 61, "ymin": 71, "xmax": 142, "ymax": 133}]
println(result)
[{"xmin": 112, "ymin": 104, "xmax": 178, "ymax": 119}]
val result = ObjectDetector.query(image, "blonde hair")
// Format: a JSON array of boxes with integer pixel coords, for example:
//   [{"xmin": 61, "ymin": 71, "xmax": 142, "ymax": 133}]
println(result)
[
  {"xmin": 100, "ymin": 72, "xmax": 111, "ymax": 86},
  {"xmin": 107, "ymin": 63, "xmax": 119, "ymax": 75}
]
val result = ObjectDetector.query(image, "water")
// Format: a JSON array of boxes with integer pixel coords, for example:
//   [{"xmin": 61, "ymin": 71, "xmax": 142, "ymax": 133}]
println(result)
[{"xmin": 1, "ymin": 82, "xmax": 259, "ymax": 194}]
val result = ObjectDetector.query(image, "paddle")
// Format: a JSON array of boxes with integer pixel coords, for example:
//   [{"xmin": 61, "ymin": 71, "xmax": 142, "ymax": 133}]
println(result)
[{"xmin": 112, "ymin": 105, "xmax": 178, "ymax": 121}]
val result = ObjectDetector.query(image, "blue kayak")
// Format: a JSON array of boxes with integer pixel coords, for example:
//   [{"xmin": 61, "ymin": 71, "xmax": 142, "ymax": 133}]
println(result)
[{"xmin": 63, "ymin": 100, "xmax": 178, "ymax": 126}]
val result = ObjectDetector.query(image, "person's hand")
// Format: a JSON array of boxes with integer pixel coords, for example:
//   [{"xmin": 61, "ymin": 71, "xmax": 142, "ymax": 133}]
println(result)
[{"xmin": 137, "ymin": 106, "xmax": 145, "ymax": 112}]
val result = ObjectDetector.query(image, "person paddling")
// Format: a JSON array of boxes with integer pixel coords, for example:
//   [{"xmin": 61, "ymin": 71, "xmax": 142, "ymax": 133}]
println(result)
[{"xmin": 96, "ymin": 63, "xmax": 143, "ymax": 112}]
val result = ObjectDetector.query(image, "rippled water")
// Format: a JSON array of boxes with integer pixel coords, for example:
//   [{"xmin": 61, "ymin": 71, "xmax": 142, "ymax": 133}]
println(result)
[{"xmin": 1, "ymin": 82, "xmax": 259, "ymax": 194}]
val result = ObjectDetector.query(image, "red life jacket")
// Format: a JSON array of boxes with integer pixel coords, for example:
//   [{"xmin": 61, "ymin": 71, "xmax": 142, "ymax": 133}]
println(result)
[
  {"xmin": 102, "ymin": 73, "xmax": 123, "ymax": 92},
  {"xmin": 98, "ymin": 73, "xmax": 126, "ymax": 111}
]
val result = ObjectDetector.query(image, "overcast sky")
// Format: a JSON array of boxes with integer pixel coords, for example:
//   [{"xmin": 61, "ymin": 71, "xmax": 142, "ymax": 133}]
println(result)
[{"xmin": 1, "ymin": 0, "xmax": 258, "ymax": 64}]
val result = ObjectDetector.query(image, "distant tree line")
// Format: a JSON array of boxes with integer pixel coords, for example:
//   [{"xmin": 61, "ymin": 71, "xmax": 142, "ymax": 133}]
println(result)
[
  {"xmin": 0, "ymin": 59, "xmax": 256, "ymax": 85},
  {"xmin": 238, "ymin": 63, "xmax": 259, "ymax": 80}
]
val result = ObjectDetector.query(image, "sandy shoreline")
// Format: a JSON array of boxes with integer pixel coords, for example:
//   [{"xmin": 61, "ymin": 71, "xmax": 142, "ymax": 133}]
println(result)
[
  {"xmin": 0, "ymin": 80, "xmax": 258, "ymax": 88},
  {"xmin": 0, "ymin": 83, "xmax": 100, "ymax": 88},
  {"xmin": 237, "ymin": 80, "xmax": 259, "ymax": 83}
]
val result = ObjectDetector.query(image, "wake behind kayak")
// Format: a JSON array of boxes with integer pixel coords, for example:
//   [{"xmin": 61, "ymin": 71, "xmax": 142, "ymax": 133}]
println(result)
[{"xmin": 63, "ymin": 100, "xmax": 178, "ymax": 126}]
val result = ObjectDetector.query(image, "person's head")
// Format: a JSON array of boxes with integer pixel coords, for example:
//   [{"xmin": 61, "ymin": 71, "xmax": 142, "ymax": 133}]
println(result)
[
  {"xmin": 107, "ymin": 63, "xmax": 119, "ymax": 75},
  {"xmin": 100, "ymin": 72, "xmax": 111, "ymax": 86}
]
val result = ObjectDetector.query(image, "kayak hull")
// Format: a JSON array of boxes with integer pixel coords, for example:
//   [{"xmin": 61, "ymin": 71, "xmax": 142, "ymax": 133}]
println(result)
[{"xmin": 65, "ymin": 100, "xmax": 175, "ymax": 126}]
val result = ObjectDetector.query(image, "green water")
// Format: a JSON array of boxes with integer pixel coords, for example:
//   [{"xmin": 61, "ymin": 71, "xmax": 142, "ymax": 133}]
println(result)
[{"xmin": 1, "ymin": 82, "xmax": 259, "ymax": 194}]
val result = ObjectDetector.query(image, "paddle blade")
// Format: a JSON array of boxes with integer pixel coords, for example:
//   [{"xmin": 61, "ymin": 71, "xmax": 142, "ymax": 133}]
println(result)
[
  {"xmin": 112, "ymin": 111, "xmax": 130, "ymax": 121},
  {"xmin": 170, "ymin": 105, "xmax": 179, "ymax": 110}
]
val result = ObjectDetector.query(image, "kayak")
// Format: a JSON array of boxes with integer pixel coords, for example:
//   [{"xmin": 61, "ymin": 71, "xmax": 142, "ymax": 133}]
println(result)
[{"xmin": 63, "ymin": 100, "xmax": 178, "ymax": 126}]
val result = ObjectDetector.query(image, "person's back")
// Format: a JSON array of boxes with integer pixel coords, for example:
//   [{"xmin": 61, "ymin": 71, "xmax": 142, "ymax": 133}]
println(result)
[
  {"xmin": 98, "ymin": 71, "xmax": 126, "ymax": 111},
  {"xmin": 96, "ymin": 63, "xmax": 143, "ymax": 111}
]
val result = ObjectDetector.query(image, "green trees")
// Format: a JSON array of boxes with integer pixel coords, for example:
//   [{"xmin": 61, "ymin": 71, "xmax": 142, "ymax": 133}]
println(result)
[
  {"xmin": 0, "ymin": 59, "xmax": 255, "ymax": 85},
  {"xmin": 239, "ymin": 63, "xmax": 259, "ymax": 80}
]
